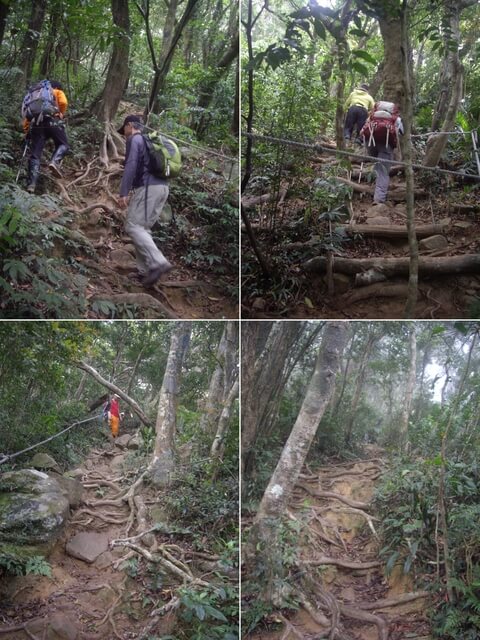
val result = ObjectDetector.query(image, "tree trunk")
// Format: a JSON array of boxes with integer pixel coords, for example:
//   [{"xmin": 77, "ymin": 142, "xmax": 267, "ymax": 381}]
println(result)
[
  {"xmin": 150, "ymin": 323, "xmax": 191, "ymax": 488},
  {"xmin": 39, "ymin": 9, "xmax": 61, "ymax": 78},
  {"xmin": 200, "ymin": 322, "xmax": 237, "ymax": 435},
  {"xmin": 210, "ymin": 377, "xmax": 239, "ymax": 459},
  {"xmin": 241, "ymin": 322, "xmax": 305, "ymax": 479},
  {"xmin": 400, "ymin": 1, "xmax": 418, "ymax": 317},
  {"xmin": 90, "ymin": 0, "xmax": 130, "ymax": 122},
  {"xmin": 76, "ymin": 361, "xmax": 151, "ymax": 426},
  {"xmin": 20, "ymin": 0, "xmax": 48, "ymax": 86},
  {"xmin": 247, "ymin": 322, "xmax": 347, "ymax": 604},
  {"xmin": 344, "ymin": 331, "xmax": 378, "ymax": 446},
  {"xmin": 144, "ymin": 0, "xmax": 200, "ymax": 118},
  {"xmin": 399, "ymin": 325, "xmax": 416, "ymax": 450},
  {"xmin": 0, "ymin": 0, "xmax": 12, "ymax": 50}
]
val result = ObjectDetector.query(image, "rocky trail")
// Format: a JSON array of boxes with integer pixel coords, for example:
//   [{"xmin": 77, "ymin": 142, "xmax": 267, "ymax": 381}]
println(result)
[
  {"xmin": 248, "ymin": 450, "xmax": 432, "ymax": 640},
  {"xmin": 0, "ymin": 433, "xmax": 207, "ymax": 640},
  {"xmin": 28, "ymin": 128, "xmax": 238, "ymax": 319}
]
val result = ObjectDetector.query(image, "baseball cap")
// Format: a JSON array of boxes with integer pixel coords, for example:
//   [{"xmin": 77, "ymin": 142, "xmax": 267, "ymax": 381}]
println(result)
[{"xmin": 118, "ymin": 114, "xmax": 143, "ymax": 135}]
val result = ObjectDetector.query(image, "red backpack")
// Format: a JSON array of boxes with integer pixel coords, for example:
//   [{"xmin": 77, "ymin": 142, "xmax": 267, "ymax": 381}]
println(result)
[{"xmin": 361, "ymin": 101, "xmax": 400, "ymax": 147}]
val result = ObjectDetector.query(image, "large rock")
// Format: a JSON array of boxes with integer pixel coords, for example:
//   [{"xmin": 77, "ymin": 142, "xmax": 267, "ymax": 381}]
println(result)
[
  {"xmin": 26, "ymin": 613, "xmax": 79, "ymax": 640},
  {"xmin": 114, "ymin": 434, "xmax": 132, "ymax": 448},
  {"xmin": 419, "ymin": 235, "xmax": 448, "ymax": 251},
  {"xmin": 66, "ymin": 531, "xmax": 109, "ymax": 563},
  {"xmin": 31, "ymin": 452, "xmax": 62, "ymax": 473},
  {"xmin": 0, "ymin": 469, "xmax": 69, "ymax": 555},
  {"xmin": 111, "ymin": 248, "xmax": 136, "ymax": 271},
  {"xmin": 47, "ymin": 473, "xmax": 84, "ymax": 508},
  {"xmin": 366, "ymin": 216, "xmax": 390, "ymax": 225}
]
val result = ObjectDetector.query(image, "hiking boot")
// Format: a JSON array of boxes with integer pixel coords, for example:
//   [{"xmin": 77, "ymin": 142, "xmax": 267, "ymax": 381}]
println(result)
[
  {"xmin": 49, "ymin": 144, "xmax": 69, "ymax": 177},
  {"xmin": 26, "ymin": 159, "xmax": 40, "ymax": 193},
  {"xmin": 142, "ymin": 261, "xmax": 173, "ymax": 287}
]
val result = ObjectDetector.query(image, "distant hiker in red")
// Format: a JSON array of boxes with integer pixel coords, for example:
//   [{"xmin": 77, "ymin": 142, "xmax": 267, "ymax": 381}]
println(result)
[{"xmin": 104, "ymin": 394, "xmax": 120, "ymax": 438}]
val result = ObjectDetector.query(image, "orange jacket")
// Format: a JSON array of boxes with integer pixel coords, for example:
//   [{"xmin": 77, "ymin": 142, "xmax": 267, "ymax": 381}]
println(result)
[{"xmin": 23, "ymin": 88, "xmax": 68, "ymax": 134}]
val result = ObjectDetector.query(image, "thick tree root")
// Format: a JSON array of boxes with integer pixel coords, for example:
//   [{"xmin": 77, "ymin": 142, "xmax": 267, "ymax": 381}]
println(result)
[
  {"xmin": 340, "ymin": 604, "xmax": 389, "ymax": 640},
  {"xmin": 302, "ymin": 556, "xmax": 382, "ymax": 570},
  {"xmin": 356, "ymin": 591, "xmax": 429, "ymax": 610},
  {"xmin": 296, "ymin": 482, "xmax": 370, "ymax": 509}
]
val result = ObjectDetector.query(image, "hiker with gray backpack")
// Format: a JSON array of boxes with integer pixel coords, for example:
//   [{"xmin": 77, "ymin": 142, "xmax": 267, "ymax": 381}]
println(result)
[
  {"xmin": 118, "ymin": 114, "xmax": 181, "ymax": 287},
  {"xmin": 22, "ymin": 79, "xmax": 70, "ymax": 193},
  {"xmin": 360, "ymin": 100, "xmax": 404, "ymax": 204}
]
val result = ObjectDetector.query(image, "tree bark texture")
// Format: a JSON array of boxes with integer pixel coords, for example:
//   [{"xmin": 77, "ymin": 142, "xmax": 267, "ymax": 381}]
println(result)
[
  {"xmin": 91, "ymin": 0, "xmax": 130, "ymax": 122},
  {"xmin": 249, "ymin": 322, "xmax": 347, "ymax": 604},
  {"xmin": 151, "ymin": 323, "xmax": 192, "ymax": 487},
  {"xmin": 210, "ymin": 377, "xmax": 239, "ymax": 459},
  {"xmin": 0, "ymin": 0, "xmax": 11, "ymax": 50}
]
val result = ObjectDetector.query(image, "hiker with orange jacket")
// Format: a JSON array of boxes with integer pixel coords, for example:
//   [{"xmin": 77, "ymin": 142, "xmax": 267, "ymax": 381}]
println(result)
[
  {"xmin": 104, "ymin": 394, "xmax": 121, "ymax": 439},
  {"xmin": 22, "ymin": 79, "xmax": 70, "ymax": 193}
]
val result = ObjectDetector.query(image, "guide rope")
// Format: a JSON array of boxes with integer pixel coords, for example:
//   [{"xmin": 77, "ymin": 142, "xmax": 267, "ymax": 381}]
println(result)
[
  {"xmin": 246, "ymin": 132, "xmax": 480, "ymax": 181},
  {"xmin": 0, "ymin": 414, "xmax": 103, "ymax": 466}
]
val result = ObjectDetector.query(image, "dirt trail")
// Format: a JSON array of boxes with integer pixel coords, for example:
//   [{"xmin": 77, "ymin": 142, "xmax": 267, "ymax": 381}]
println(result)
[
  {"xmin": 248, "ymin": 449, "xmax": 432, "ymax": 640},
  {"xmin": 0, "ymin": 437, "xmax": 176, "ymax": 640},
  {"xmin": 35, "ymin": 138, "xmax": 238, "ymax": 319}
]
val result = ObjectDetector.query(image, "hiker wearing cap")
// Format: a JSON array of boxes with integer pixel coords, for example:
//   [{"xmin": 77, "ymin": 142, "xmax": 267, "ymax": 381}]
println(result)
[
  {"xmin": 23, "ymin": 80, "xmax": 70, "ymax": 193},
  {"xmin": 344, "ymin": 83, "xmax": 374, "ymax": 145},
  {"xmin": 118, "ymin": 114, "xmax": 173, "ymax": 287}
]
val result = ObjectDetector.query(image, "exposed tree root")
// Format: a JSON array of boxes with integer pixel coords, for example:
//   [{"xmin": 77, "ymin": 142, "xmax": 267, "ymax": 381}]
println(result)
[
  {"xmin": 302, "ymin": 556, "xmax": 382, "ymax": 570},
  {"xmin": 356, "ymin": 591, "xmax": 429, "ymax": 610},
  {"xmin": 313, "ymin": 505, "xmax": 380, "ymax": 539},
  {"xmin": 340, "ymin": 604, "xmax": 389, "ymax": 640},
  {"xmin": 77, "ymin": 202, "xmax": 117, "ymax": 216},
  {"xmin": 296, "ymin": 482, "xmax": 370, "ymax": 509},
  {"xmin": 90, "ymin": 293, "xmax": 179, "ymax": 319}
]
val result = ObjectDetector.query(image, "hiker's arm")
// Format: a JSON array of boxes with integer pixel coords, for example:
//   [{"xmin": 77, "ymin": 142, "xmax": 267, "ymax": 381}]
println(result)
[
  {"xmin": 55, "ymin": 90, "xmax": 68, "ymax": 115},
  {"xmin": 119, "ymin": 136, "xmax": 140, "ymax": 197}
]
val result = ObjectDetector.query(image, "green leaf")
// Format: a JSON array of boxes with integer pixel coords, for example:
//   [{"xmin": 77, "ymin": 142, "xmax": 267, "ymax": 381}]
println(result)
[
  {"xmin": 386, "ymin": 551, "xmax": 400, "ymax": 575},
  {"xmin": 349, "ymin": 27, "xmax": 369, "ymax": 37},
  {"xmin": 352, "ymin": 49, "xmax": 376, "ymax": 65},
  {"xmin": 351, "ymin": 61, "xmax": 369, "ymax": 75},
  {"xmin": 313, "ymin": 18, "xmax": 326, "ymax": 40},
  {"xmin": 304, "ymin": 297, "xmax": 314, "ymax": 309}
]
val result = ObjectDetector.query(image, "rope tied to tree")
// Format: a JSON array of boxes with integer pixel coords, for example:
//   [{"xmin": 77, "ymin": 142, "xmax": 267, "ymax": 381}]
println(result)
[
  {"xmin": 0, "ymin": 413, "xmax": 103, "ymax": 466},
  {"xmin": 246, "ymin": 132, "xmax": 480, "ymax": 181}
]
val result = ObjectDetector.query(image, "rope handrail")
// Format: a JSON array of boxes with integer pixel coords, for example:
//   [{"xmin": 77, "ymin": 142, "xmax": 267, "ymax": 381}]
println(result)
[
  {"xmin": 0, "ymin": 413, "xmax": 103, "ymax": 466},
  {"xmin": 141, "ymin": 123, "xmax": 238, "ymax": 165},
  {"xmin": 246, "ymin": 132, "xmax": 480, "ymax": 181}
]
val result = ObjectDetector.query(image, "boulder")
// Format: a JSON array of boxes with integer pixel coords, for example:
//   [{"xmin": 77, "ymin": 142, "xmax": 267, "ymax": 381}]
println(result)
[
  {"xmin": 418, "ymin": 235, "xmax": 448, "ymax": 251},
  {"xmin": 114, "ymin": 434, "xmax": 132, "ymax": 448},
  {"xmin": 366, "ymin": 203, "xmax": 390, "ymax": 217},
  {"xmin": 127, "ymin": 434, "xmax": 142, "ymax": 449},
  {"xmin": 66, "ymin": 531, "xmax": 109, "ymax": 563},
  {"xmin": 31, "ymin": 452, "xmax": 62, "ymax": 473},
  {"xmin": 47, "ymin": 473, "xmax": 84, "ymax": 508},
  {"xmin": 0, "ymin": 469, "xmax": 69, "ymax": 555}
]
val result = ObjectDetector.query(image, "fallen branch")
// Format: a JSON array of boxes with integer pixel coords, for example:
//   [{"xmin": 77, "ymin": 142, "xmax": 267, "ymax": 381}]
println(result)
[
  {"xmin": 334, "ymin": 176, "xmax": 427, "ymax": 201},
  {"xmin": 341, "ymin": 223, "xmax": 448, "ymax": 238},
  {"xmin": 304, "ymin": 254, "xmax": 480, "ymax": 276},
  {"xmin": 242, "ymin": 188, "xmax": 287, "ymax": 209},
  {"xmin": 77, "ymin": 202, "xmax": 117, "ymax": 216}
]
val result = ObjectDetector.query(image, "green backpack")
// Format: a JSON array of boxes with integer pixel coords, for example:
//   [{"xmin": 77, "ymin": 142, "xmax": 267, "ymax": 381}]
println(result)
[{"xmin": 142, "ymin": 131, "xmax": 182, "ymax": 179}]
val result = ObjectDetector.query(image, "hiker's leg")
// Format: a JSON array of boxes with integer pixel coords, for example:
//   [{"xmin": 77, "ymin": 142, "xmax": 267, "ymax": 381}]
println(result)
[
  {"xmin": 110, "ymin": 415, "xmax": 119, "ymax": 438},
  {"xmin": 27, "ymin": 127, "xmax": 46, "ymax": 192},
  {"xmin": 355, "ymin": 107, "xmax": 368, "ymax": 142},
  {"xmin": 125, "ymin": 186, "xmax": 170, "ymax": 273},
  {"xmin": 344, "ymin": 108, "xmax": 355, "ymax": 140},
  {"xmin": 48, "ymin": 123, "xmax": 70, "ymax": 174},
  {"xmin": 373, "ymin": 146, "xmax": 392, "ymax": 203}
]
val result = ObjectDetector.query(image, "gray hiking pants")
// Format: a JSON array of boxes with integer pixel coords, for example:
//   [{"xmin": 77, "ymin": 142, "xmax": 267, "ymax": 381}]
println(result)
[
  {"xmin": 367, "ymin": 143, "xmax": 394, "ymax": 203},
  {"xmin": 125, "ymin": 183, "xmax": 169, "ymax": 275}
]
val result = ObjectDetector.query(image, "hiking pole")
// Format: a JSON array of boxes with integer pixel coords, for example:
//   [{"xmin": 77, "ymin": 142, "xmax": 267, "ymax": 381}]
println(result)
[{"xmin": 15, "ymin": 137, "xmax": 30, "ymax": 183}]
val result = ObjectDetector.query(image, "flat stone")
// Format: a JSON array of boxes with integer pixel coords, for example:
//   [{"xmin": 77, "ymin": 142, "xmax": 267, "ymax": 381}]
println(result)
[
  {"xmin": 419, "ymin": 235, "xmax": 448, "ymax": 251},
  {"xmin": 366, "ymin": 216, "xmax": 390, "ymax": 225},
  {"xmin": 366, "ymin": 203, "xmax": 390, "ymax": 217},
  {"xmin": 66, "ymin": 531, "xmax": 109, "ymax": 563},
  {"xmin": 111, "ymin": 249, "xmax": 136, "ymax": 271},
  {"xmin": 453, "ymin": 221, "xmax": 473, "ymax": 229},
  {"xmin": 127, "ymin": 434, "xmax": 142, "ymax": 449}
]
